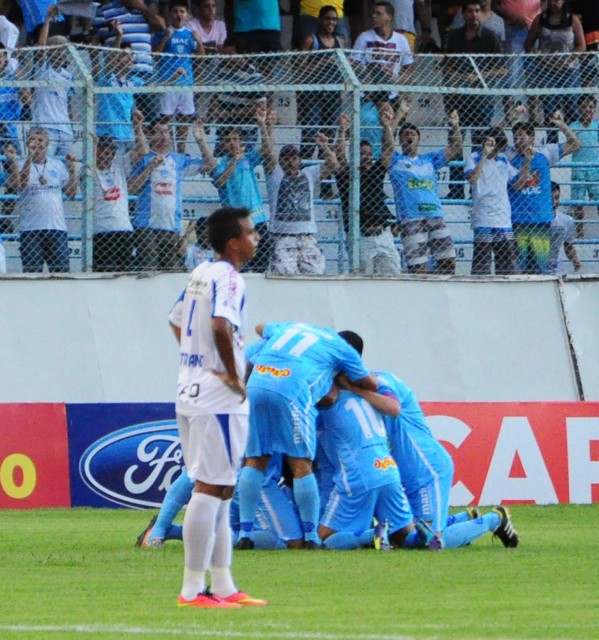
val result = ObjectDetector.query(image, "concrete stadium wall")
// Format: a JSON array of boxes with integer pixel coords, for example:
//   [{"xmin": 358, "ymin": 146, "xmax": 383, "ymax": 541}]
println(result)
[{"xmin": 1, "ymin": 274, "xmax": 598, "ymax": 403}]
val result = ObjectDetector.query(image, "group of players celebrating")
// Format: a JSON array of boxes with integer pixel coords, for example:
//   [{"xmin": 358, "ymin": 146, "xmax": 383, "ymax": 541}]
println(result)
[{"xmin": 138, "ymin": 206, "xmax": 519, "ymax": 609}]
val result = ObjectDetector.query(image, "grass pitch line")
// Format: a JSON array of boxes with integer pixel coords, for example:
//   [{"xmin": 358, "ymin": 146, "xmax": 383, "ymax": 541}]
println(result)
[{"xmin": 0, "ymin": 624, "xmax": 465, "ymax": 640}]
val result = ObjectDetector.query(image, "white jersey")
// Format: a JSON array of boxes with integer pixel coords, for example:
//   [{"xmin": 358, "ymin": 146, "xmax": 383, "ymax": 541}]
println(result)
[
  {"xmin": 267, "ymin": 164, "xmax": 320, "ymax": 235},
  {"xmin": 187, "ymin": 18, "xmax": 227, "ymax": 54},
  {"xmin": 33, "ymin": 62, "xmax": 73, "ymax": 135},
  {"xmin": 352, "ymin": 29, "xmax": 413, "ymax": 76},
  {"xmin": 93, "ymin": 154, "xmax": 133, "ymax": 234},
  {"xmin": 16, "ymin": 158, "xmax": 68, "ymax": 232},
  {"xmin": 465, "ymin": 151, "xmax": 518, "ymax": 229},
  {"xmin": 169, "ymin": 259, "xmax": 249, "ymax": 416}
]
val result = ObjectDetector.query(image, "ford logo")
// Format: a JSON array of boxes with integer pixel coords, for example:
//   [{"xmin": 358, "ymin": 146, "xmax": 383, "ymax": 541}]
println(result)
[{"xmin": 79, "ymin": 420, "xmax": 184, "ymax": 508}]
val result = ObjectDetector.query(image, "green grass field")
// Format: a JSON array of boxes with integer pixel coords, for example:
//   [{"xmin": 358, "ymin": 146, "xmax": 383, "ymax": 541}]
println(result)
[{"xmin": 1, "ymin": 505, "xmax": 598, "ymax": 640}]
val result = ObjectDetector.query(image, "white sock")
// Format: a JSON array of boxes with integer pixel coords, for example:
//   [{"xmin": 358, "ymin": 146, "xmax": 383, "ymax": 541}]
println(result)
[
  {"xmin": 180, "ymin": 491, "xmax": 220, "ymax": 601},
  {"xmin": 210, "ymin": 499, "xmax": 237, "ymax": 598}
]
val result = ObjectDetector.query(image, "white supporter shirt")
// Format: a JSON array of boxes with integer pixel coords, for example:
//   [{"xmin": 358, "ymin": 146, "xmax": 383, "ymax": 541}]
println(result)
[
  {"xmin": 352, "ymin": 29, "xmax": 413, "ymax": 76},
  {"xmin": 267, "ymin": 164, "xmax": 320, "ymax": 235},
  {"xmin": 93, "ymin": 154, "xmax": 133, "ymax": 234},
  {"xmin": 465, "ymin": 151, "xmax": 518, "ymax": 229},
  {"xmin": 33, "ymin": 62, "xmax": 74, "ymax": 135},
  {"xmin": 169, "ymin": 260, "xmax": 249, "ymax": 416},
  {"xmin": 550, "ymin": 209, "xmax": 575, "ymax": 275},
  {"xmin": 187, "ymin": 18, "xmax": 227, "ymax": 54},
  {"xmin": 16, "ymin": 158, "xmax": 69, "ymax": 232}
]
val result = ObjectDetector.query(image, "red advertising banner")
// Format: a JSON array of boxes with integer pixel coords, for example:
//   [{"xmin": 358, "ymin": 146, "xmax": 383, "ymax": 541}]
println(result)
[
  {"xmin": 1, "ymin": 402, "xmax": 598, "ymax": 508},
  {"xmin": 422, "ymin": 402, "xmax": 599, "ymax": 505},
  {"xmin": 0, "ymin": 404, "xmax": 71, "ymax": 508}
]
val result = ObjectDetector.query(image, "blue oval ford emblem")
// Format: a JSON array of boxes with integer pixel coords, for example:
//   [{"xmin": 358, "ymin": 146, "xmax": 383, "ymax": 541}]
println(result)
[{"xmin": 79, "ymin": 420, "xmax": 183, "ymax": 508}]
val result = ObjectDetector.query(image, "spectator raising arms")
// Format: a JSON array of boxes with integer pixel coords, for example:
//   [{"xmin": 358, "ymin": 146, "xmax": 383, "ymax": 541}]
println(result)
[
  {"xmin": 128, "ymin": 117, "xmax": 206, "ymax": 271},
  {"xmin": 5, "ymin": 129, "xmax": 77, "ymax": 273},
  {"xmin": 90, "ymin": 110, "xmax": 149, "ymax": 272},
  {"xmin": 266, "ymin": 133, "xmax": 339, "ymax": 276},
  {"xmin": 152, "ymin": 0, "xmax": 205, "ymax": 153},
  {"xmin": 32, "ymin": 5, "xmax": 75, "ymax": 158}
]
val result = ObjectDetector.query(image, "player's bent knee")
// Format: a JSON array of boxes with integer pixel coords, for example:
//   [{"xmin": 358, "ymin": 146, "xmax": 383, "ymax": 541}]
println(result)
[
  {"xmin": 389, "ymin": 522, "xmax": 415, "ymax": 548},
  {"xmin": 287, "ymin": 457, "xmax": 313, "ymax": 478},
  {"xmin": 318, "ymin": 524, "xmax": 335, "ymax": 541}
]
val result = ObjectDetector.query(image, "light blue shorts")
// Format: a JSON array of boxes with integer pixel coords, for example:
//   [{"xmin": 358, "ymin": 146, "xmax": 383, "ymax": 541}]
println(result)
[
  {"xmin": 321, "ymin": 482, "xmax": 413, "ymax": 535},
  {"xmin": 406, "ymin": 469, "xmax": 453, "ymax": 533},
  {"xmin": 245, "ymin": 386, "xmax": 316, "ymax": 459}
]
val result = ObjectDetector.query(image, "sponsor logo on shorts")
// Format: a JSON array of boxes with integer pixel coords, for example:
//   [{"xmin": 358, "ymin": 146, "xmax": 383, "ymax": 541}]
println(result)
[
  {"xmin": 254, "ymin": 364, "xmax": 291, "ymax": 378},
  {"xmin": 374, "ymin": 456, "xmax": 397, "ymax": 471}
]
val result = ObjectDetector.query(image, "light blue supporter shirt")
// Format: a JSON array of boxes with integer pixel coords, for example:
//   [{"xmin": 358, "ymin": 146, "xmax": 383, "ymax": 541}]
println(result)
[
  {"xmin": 388, "ymin": 149, "xmax": 447, "ymax": 220},
  {"xmin": 317, "ymin": 389, "xmax": 401, "ymax": 496},
  {"xmin": 247, "ymin": 322, "xmax": 370, "ymax": 408},
  {"xmin": 506, "ymin": 144, "xmax": 562, "ymax": 225},
  {"xmin": 213, "ymin": 149, "xmax": 267, "ymax": 224},
  {"xmin": 375, "ymin": 371, "xmax": 453, "ymax": 493},
  {"xmin": 131, "ymin": 152, "xmax": 203, "ymax": 231},
  {"xmin": 234, "ymin": 0, "xmax": 281, "ymax": 33},
  {"xmin": 570, "ymin": 120, "xmax": 599, "ymax": 168},
  {"xmin": 152, "ymin": 27, "xmax": 197, "ymax": 86},
  {"xmin": 96, "ymin": 69, "xmax": 145, "ymax": 143}
]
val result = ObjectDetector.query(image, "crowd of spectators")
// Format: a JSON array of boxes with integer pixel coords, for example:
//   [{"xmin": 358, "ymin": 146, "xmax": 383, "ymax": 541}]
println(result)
[{"xmin": 0, "ymin": 0, "xmax": 597, "ymax": 276}]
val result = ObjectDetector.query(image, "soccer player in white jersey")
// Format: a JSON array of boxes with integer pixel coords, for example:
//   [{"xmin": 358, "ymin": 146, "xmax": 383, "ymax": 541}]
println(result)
[{"xmin": 168, "ymin": 206, "xmax": 267, "ymax": 609}]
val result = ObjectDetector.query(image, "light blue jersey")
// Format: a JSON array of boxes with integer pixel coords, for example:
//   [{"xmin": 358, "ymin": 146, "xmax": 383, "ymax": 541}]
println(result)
[
  {"xmin": 152, "ymin": 27, "xmax": 197, "ymax": 86},
  {"xmin": 375, "ymin": 371, "xmax": 453, "ymax": 492},
  {"xmin": 507, "ymin": 144, "xmax": 562, "ymax": 225},
  {"xmin": 96, "ymin": 69, "xmax": 145, "ymax": 143},
  {"xmin": 388, "ymin": 149, "xmax": 447, "ymax": 220},
  {"xmin": 131, "ymin": 152, "xmax": 203, "ymax": 231},
  {"xmin": 248, "ymin": 322, "xmax": 370, "ymax": 405},
  {"xmin": 213, "ymin": 149, "xmax": 267, "ymax": 224},
  {"xmin": 570, "ymin": 120, "xmax": 599, "ymax": 166},
  {"xmin": 245, "ymin": 323, "xmax": 370, "ymax": 460},
  {"xmin": 317, "ymin": 390, "xmax": 400, "ymax": 495}
]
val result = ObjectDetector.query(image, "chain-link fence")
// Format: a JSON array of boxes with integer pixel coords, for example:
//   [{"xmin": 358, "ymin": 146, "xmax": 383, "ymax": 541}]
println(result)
[{"xmin": 0, "ymin": 45, "xmax": 597, "ymax": 276}]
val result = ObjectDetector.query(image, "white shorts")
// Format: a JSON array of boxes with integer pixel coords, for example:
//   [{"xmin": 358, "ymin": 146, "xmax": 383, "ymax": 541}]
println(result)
[
  {"xmin": 360, "ymin": 227, "xmax": 402, "ymax": 275},
  {"xmin": 177, "ymin": 412, "xmax": 248, "ymax": 486},
  {"xmin": 160, "ymin": 92, "xmax": 196, "ymax": 116},
  {"xmin": 270, "ymin": 234, "xmax": 325, "ymax": 275},
  {"xmin": 0, "ymin": 243, "xmax": 6, "ymax": 274}
]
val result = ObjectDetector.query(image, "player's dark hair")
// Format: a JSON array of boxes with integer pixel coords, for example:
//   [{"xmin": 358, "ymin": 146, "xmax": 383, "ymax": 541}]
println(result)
[
  {"xmin": 148, "ymin": 115, "xmax": 171, "ymax": 132},
  {"xmin": 360, "ymin": 140, "xmax": 373, "ymax": 149},
  {"xmin": 513, "ymin": 121, "xmax": 535, "ymax": 137},
  {"xmin": 399, "ymin": 122, "xmax": 420, "ymax": 138},
  {"xmin": 375, "ymin": 1, "xmax": 395, "ymax": 18},
  {"xmin": 551, "ymin": 181, "xmax": 560, "ymax": 193},
  {"xmin": 578, "ymin": 94, "xmax": 597, "ymax": 106},
  {"xmin": 461, "ymin": 0, "xmax": 482, "ymax": 11},
  {"xmin": 318, "ymin": 5, "xmax": 338, "ymax": 18},
  {"xmin": 169, "ymin": 0, "xmax": 189, "ymax": 11},
  {"xmin": 338, "ymin": 330, "xmax": 364, "ymax": 356},
  {"xmin": 208, "ymin": 207, "xmax": 250, "ymax": 253},
  {"xmin": 483, "ymin": 126, "xmax": 508, "ymax": 151}
]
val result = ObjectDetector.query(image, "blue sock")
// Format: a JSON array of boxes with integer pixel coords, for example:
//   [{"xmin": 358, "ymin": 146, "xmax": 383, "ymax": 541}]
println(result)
[
  {"xmin": 252, "ymin": 531, "xmax": 287, "ymax": 550},
  {"xmin": 402, "ymin": 529, "xmax": 426, "ymax": 549},
  {"xmin": 164, "ymin": 524, "xmax": 183, "ymax": 541},
  {"xmin": 237, "ymin": 466, "xmax": 264, "ymax": 540},
  {"xmin": 149, "ymin": 469, "xmax": 194, "ymax": 540},
  {"xmin": 293, "ymin": 473, "xmax": 320, "ymax": 543},
  {"xmin": 442, "ymin": 513, "xmax": 500, "ymax": 549},
  {"xmin": 446, "ymin": 510, "xmax": 471, "ymax": 527},
  {"xmin": 323, "ymin": 529, "xmax": 374, "ymax": 550}
]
